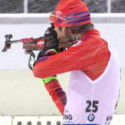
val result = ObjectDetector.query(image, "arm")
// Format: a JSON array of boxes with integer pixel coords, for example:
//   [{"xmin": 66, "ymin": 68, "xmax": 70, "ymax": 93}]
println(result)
[
  {"xmin": 44, "ymin": 79, "xmax": 66, "ymax": 115},
  {"xmin": 39, "ymin": 49, "xmax": 66, "ymax": 115},
  {"xmin": 33, "ymin": 39, "xmax": 99, "ymax": 78}
]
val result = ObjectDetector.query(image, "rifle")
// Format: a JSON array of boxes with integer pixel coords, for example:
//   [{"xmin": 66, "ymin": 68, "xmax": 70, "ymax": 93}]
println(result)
[{"xmin": 2, "ymin": 34, "xmax": 44, "ymax": 70}]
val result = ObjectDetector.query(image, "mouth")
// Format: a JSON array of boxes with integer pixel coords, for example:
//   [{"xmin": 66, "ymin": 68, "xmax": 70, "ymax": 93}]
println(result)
[
  {"xmin": 58, "ymin": 37, "xmax": 74, "ymax": 51},
  {"xmin": 58, "ymin": 37, "xmax": 73, "ymax": 43},
  {"xmin": 58, "ymin": 37, "xmax": 67, "ymax": 41}
]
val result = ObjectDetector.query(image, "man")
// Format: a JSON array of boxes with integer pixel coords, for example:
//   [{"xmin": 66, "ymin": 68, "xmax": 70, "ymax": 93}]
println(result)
[{"xmin": 24, "ymin": 0, "xmax": 121, "ymax": 124}]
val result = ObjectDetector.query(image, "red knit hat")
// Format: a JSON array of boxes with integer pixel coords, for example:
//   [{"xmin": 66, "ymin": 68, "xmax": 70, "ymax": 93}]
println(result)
[{"xmin": 51, "ymin": 0, "xmax": 91, "ymax": 27}]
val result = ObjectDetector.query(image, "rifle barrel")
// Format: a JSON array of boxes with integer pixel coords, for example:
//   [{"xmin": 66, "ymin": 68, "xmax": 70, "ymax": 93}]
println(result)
[{"xmin": 9, "ymin": 40, "xmax": 21, "ymax": 44}]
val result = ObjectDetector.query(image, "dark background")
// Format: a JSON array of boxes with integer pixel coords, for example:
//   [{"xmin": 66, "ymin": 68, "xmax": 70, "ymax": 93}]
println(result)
[{"xmin": 0, "ymin": 0, "xmax": 125, "ymax": 13}]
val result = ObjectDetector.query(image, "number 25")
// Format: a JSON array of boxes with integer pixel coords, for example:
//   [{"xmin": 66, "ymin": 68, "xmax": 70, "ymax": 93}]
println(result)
[{"xmin": 86, "ymin": 100, "xmax": 99, "ymax": 113}]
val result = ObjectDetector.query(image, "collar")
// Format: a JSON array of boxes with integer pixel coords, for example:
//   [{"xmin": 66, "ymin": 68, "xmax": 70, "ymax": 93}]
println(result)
[{"xmin": 81, "ymin": 29, "xmax": 100, "ymax": 40}]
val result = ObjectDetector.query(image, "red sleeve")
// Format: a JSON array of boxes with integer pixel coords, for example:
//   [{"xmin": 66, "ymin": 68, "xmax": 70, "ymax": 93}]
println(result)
[
  {"xmin": 45, "ymin": 79, "xmax": 66, "ymax": 115},
  {"xmin": 33, "ymin": 38, "xmax": 100, "ymax": 78}
]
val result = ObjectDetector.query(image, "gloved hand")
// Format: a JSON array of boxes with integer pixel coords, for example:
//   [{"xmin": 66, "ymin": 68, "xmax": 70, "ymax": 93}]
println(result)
[
  {"xmin": 27, "ymin": 25, "xmax": 58, "ymax": 71},
  {"xmin": 35, "ymin": 26, "xmax": 59, "ymax": 60},
  {"xmin": 42, "ymin": 26, "xmax": 59, "ymax": 55},
  {"xmin": 21, "ymin": 37, "xmax": 44, "ymax": 51}
]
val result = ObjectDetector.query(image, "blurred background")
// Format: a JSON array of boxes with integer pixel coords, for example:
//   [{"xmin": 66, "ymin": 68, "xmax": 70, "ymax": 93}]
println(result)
[
  {"xmin": 0, "ymin": 0, "xmax": 125, "ymax": 125},
  {"xmin": 0, "ymin": 0, "xmax": 125, "ymax": 13}
]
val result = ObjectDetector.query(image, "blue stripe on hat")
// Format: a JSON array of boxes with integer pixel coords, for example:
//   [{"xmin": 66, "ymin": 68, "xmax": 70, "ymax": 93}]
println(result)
[
  {"xmin": 66, "ymin": 14, "xmax": 90, "ymax": 20},
  {"xmin": 67, "ymin": 18, "xmax": 90, "ymax": 24},
  {"xmin": 66, "ymin": 11, "xmax": 89, "ymax": 17}
]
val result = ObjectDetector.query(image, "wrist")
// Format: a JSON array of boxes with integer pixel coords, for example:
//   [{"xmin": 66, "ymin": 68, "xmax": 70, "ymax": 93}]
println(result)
[
  {"xmin": 45, "ymin": 49, "xmax": 58, "ymax": 56},
  {"xmin": 41, "ymin": 76, "xmax": 57, "ymax": 84}
]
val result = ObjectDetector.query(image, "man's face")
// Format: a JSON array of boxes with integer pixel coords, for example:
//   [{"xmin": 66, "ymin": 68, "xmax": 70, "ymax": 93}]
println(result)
[{"xmin": 54, "ymin": 27, "xmax": 73, "ymax": 50}]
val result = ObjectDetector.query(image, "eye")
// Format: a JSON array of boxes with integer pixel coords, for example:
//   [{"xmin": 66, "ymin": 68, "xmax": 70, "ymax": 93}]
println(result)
[{"xmin": 58, "ymin": 27, "xmax": 62, "ymax": 31}]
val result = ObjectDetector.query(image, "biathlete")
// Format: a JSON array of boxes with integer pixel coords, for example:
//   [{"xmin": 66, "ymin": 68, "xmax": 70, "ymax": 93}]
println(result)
[{"xmin": 23, "ymin": 0, "xmax": 121, "ymax": 125}]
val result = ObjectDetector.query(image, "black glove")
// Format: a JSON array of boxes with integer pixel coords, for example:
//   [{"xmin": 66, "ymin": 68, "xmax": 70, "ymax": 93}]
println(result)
[
  {"xmin": 37, "ymin": 26, "xmax": 59, "ymax": 59},
  {"xmin": 43, "ymin": 26, "xmax": 59, "ymax": 51}
]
